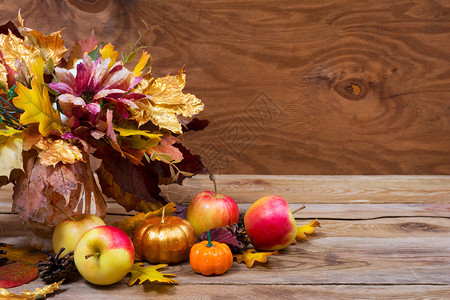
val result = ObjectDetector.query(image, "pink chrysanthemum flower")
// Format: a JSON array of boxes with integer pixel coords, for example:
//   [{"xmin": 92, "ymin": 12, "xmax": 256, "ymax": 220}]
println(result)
[{"xmin": 49, "ymin": 54, "xmax": 145, "ymax": 130}]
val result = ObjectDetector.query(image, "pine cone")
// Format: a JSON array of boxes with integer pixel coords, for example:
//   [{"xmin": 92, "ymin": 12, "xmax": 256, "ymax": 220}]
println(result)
[
  {"xmin": 226, "ymin": 217, "xmax": 251, "ymax": 254},
  {"xmin": 37, "ymin": 248, "xmax": 76, "ymax": 284}
]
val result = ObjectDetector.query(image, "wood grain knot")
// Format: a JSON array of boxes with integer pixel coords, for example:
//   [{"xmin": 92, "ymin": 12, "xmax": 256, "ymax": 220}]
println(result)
[
  {"xmin": 67, "ymin": 0, "xmax": 110, "ymax": 13},
  {"xmin": 333, "ymin": 78, "xmax": 367, "ymax": 101},
  {"xmin": 399, "ymin": 222, "xmax": 436, "ymax": 232}
]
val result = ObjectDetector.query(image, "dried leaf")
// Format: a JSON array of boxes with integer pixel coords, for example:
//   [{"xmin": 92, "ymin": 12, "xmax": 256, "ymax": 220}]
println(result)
[
  {"xmin": 0, "ymin": 244, "xmax": 46, "ymax": 264},
  {"xmin": 12, "ymin": 57, "xmax": 64, "ymax": 136},
  {"xmin": 0, "ymin": 280, "xmax": 62, "ymax": 299},
  {"xmin": 94, "ymin": 143, "xmax": 168, "ymax": 212},
  {"xmin": 0, "ymin": 126, "xmax": 23, "ymax": 177},
  {"xmin": 114, "ymin": 202, "xmax": 176, "ymax": 234},
  {"xmin": 17, "ymin": 12, "xmax": 67, "ymax": 64},
  {"xmin": 235, "ymin": 249, "xmax": 279, "ymax": 268},
  {"xmin": 296, "ymin": 219, "xmax": 321, "ymax": 240},
  {"xmin": 199, "ymin": 228, "xmax": 241, "ymax": 248},
  {"xmin": 154, "ymin": 143, "xmax": 208, "ymax": 185},
  {"xmin": 148, "ymin": 135, "xmax": 183, "ymax": 163},
  {"xmin": 113, "ymin": 125, "xmax": 162, "ymax": 141},
  {"xmin": 34, "ymin": 137, "xmax": 85, "ymax": 166},
  {"xmin": 130, "ymin": 69, "xmax": 204, "ymax": 134},
  {"xmin": 0, "ymin": 261, "xmax": 38, "ymax": 288},
  {"xmin": 12, "ymin": 150, "xmax": 106, "ymax": 226},
  {"xmin": 128, "ymin": 262, "xmax": 178, "ymax": 286}
]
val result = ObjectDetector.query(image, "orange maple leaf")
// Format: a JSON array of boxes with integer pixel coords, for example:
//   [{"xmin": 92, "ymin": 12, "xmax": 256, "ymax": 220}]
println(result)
[
  {"xmin": 235, "ymin": 249, "xmax": 279, "ymax": 268},
  {"xmin": 296, "ymin": 219, "xmax": 321, "ymax": 240}
]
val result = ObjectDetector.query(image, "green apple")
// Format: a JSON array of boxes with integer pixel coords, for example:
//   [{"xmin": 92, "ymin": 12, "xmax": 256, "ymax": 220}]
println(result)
[
  {"xmin": 74, "ymin": 225, "xmax": 135, "ymax": 285},
  {"xmin": 52, "ymin": 214, "xmax": 105, "ymax": 256}
]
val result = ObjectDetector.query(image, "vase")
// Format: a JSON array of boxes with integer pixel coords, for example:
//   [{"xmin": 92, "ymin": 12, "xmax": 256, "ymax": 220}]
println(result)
[{"xmin": 12, "ymin": 150, "xmax": 106, "ymax": 251}]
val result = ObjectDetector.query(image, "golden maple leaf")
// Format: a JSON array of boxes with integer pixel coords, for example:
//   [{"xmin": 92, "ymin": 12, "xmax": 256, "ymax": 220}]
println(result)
[
  {"xmin": 0, "ymin": 13, "xmax": 67, "ymax": 83},
  {"xmin": 0, "ymin": 280, "xmax": 63, "ymax": 299},
  {"xmin": 114, "ymin": 202, "xmax": 176, "ymax": 234},
  {"xmin": 0, "ymin": 244, "xmax": 47, "ymax": 264},
  {"xmin": 34, "ymin": 137, "xmax": 85, "ymax": 166},
  {"xmin": 296, "ymin": 219, "xmax": 321, "ymax": 240},
  {"xmin": 0, "ymin": 126, "xmax": 23, "ymax": 177},
  {"xmin": 129, "ymin": 69, "xmax": 204, "ymax": 134},
  {"xmin": 12, "ymin": 56, "xmax": 65, "ymax": 136},
  {"xmin": 235, "ymin": 249, "xmax": 279, "ymax": 268},
  {"xmin": 128, "ymin": 262, "xmax": 178, "ymax": 286}
]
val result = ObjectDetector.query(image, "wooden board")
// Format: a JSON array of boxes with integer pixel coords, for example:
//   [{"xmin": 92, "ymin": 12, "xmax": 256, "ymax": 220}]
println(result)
[
  {"xmin": 1, "ymin": 175, "xmax": 450, "ymax": 298},
  {"xmin": 1, "ymin": 0, "xmax": 450, "ymax": 175}
]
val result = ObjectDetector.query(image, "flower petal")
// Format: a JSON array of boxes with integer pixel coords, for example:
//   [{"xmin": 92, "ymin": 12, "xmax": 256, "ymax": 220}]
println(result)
[{"xmin": 49, "ymin": 81, "xmax": 75, "ymax": 95}]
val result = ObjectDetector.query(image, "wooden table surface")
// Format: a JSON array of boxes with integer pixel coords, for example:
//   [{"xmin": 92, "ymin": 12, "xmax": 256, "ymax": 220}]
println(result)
[{"xmin": 1, "ymin": 175, "xmax": 449, "ymax": 299}]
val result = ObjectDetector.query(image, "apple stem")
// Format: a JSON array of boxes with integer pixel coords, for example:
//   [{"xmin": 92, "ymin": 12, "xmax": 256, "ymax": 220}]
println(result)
[
  {"xmin": 85, "ymin": 252, "xmax": 100, "ymax": 260},
  {"xmin": 206, "ymin": 230, "xmax": 213, "ymax": 248},
  {"xmin": 291, "ymin": 205, "xmax": 306, "ymax": 215},
  {"xmin": 209, "ymin": 173, "xmax": 218, "ymax": 198},
  {"xmin": 49, "ymin": 202, "xmax": 76, "ymax": 222}
]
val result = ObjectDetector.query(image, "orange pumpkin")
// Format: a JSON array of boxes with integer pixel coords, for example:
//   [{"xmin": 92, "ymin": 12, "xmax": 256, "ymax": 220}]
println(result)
[
  {"xmin": 133, "ymin": 213, "xmax": 196, "ymax": 264},
  {"xmin": 189, "ymin": 231, "xmax": 233, "ymax": 275}
]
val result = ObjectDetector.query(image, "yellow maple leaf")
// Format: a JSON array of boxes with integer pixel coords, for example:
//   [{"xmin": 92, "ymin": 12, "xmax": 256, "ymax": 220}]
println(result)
[
  {"xmin": 235, "ymin": 249, "xmax": 279, "ymax": 268},
  {"xmin": 0, "ymin": 126, "xmax": 23, "ymax": 177},
  {"xmin": 0, "ymin": 280, "xmax": 63, "ymax": 299},
  {"xmin": 296, "ymin": 219, "xmax": 321, "ymax": 240},
  {"xmin": 12, "ymin": 57, "xmax": 64, "ymax": 136},
  {"xmin": 100, "ymin": 43, "xmax": 119, "ymax": 68},
  {"xmin": 128, "ymin": 262, "xmax": 178, "ymax": 286},
  {"xmin": 34, "ymin": 137, "xmax": 85, "ymax": 166},
  {"xmin": 129, "ymin": 69, "xmax": 204, "ymax": 134},
  {"xmin": 114, "ymin": 202, "xmax": 176, "ymax": 234},
  {"xmin": 133, "ymin": 50, "xmax": 151, "ymax": 77},
  {"xmin": 0, "ymin": 244, "xmax": 47, "ymax": 264}
]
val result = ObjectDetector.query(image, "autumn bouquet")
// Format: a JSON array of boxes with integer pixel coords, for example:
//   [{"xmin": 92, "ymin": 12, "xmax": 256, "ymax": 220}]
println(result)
[{"xmin": 0, "ymin": 14, "xmax": 207, "ymax": 249}]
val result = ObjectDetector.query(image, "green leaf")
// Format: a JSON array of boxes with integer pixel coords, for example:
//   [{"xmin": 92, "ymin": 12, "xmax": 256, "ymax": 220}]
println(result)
[{"xmin": 87, "ymin": 42, "xmax": 103, "ymax": 61}]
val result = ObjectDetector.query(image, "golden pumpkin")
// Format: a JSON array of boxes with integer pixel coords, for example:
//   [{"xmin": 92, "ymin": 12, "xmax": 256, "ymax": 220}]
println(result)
[{"xmin": 133, "ymin": 213, "xmax": 196, "ymax": 264}]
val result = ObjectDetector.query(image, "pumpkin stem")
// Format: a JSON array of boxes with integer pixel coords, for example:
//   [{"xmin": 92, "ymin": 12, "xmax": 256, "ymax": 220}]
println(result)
[
  {"xmin": 291, "ymin": 205, "xmax": 306, "ymax": 215},
  {"xmin": 206, "ymin": 230, "xmax": 213, "ymax": 247},
  {"xmin": 209, "ymin": 173, "xmax": 218, "ymax": 198},
  {"xmin": 50, "ymin": 202, "xmax": 76, "ymax": 222},
  {"xmin": 161, "ymin": 206, "xmax": 166, "ymax": 224}
]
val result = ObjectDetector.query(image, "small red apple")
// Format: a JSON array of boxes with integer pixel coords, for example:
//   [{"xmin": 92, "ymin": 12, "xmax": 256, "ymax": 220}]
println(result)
[
  {"xmin": 244, "ymin": 195, "xmax": 297, "ymax": 251},
  {"xmin": 187, "ymin": 191, "xmax": 240, "ymax": 238},
  {"xmin": 186, "ymin": 175, "xmax": 239, "ymax": 238}
]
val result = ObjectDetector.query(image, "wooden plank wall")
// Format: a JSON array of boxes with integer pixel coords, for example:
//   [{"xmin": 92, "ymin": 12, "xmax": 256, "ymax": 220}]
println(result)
[{"xmin": 1, "ymin": 0, "xmax": 449, "ymax": 175}]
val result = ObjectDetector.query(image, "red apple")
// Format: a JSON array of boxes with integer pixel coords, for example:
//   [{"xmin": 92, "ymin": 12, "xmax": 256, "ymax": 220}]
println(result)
[
  {"xmin": 74, "ymin": 225, "xmax": 135, "ymax": 285},
  {"xmin": 52, "ymin": 214, "xmax": 106, "ymax": 256},
  {"xmin": 244, "ymin": 195, "xmax": 297, "ymax": 251},
  {"xmin": 187, "ymin": 191, "xmax": 240, "ymax": 238}
]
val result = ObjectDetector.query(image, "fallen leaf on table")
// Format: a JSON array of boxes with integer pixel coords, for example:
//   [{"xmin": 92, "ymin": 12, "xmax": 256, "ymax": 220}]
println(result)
[
  {"xmin": 0, "ymin": 261, "xmax": 38, "ymax": 288},
  {"xmin": 114, "ymin": 202, "xmax": 176, "ymax": 234},
  {"xmin": 199, "ymin": 227, "xmax": 241, "ymax": 248},
  {"xmin": 0, "ymin": 280, "xmax": 62, "ymax": 299},
  {"xmin": 296, "ymin": 219, "xmax": 321, "ymax": 240},
  {"xmin": 0, "ymin": 244, "xmax": 46, "ymax": 264},
  {"xmin": 128, "ymin": 262, "xmax": 178, "ymax": 286},
  {"xmin": 235, "ymin": 249, "xmax": 279, "ymax": 268}
]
